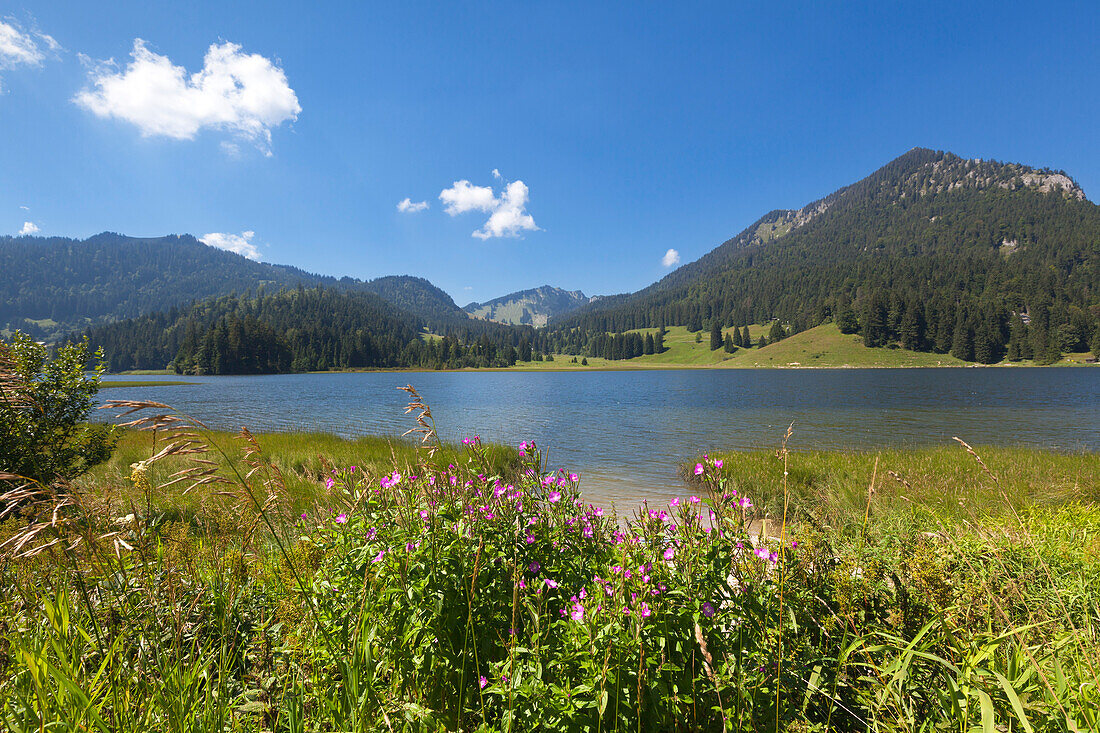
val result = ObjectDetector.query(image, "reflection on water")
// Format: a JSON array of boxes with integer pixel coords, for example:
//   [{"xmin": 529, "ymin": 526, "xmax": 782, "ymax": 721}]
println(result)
[{"xmin": 98, "ymin": 368, "xmax": 1100, "ymax": 508}]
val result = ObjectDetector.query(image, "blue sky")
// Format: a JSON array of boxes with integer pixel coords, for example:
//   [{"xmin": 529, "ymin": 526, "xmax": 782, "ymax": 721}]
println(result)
[{"xmin": 2, "ymin": 2, "xmax": 1098, "ymax": 305}]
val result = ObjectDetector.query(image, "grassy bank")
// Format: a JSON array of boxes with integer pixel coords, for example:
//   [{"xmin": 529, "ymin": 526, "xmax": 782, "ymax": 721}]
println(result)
[
  {"xmin": 76, "ymin": 425, "xmax": 521, "ymax": 520},
  {"xmin": 2, "ymin": 403, "xmax": 1097, "ymax": 730},
  {"xmin": 689, "ymin": 444, "xmax": 1100, "ymax": 526}
]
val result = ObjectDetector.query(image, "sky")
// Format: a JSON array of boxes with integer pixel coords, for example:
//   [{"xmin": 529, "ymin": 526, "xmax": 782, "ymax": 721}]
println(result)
[{"xmin": 2, "ymin": 2, "xmax": 1098, "ymax": 305}]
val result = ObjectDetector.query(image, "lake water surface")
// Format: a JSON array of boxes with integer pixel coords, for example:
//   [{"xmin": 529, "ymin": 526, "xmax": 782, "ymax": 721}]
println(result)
[{"xmin": 99, "ymin": 368, "xmax": 1099, "ymax": 507}]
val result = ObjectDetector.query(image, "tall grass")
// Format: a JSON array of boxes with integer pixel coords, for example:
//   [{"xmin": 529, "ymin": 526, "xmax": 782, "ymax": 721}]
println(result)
[{"xmin": 0, "ymin": 392, "xmax": 1096, "ymax": 731}]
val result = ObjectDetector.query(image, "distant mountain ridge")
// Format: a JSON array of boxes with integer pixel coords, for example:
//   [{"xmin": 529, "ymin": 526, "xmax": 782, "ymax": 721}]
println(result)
[
  {"xmin": 0, "ymin": 232, "xmax": 472, "ymax": 340},
  {"xmin": 465, "ymin": 285, "xmax": 592, "ymax": 326}
]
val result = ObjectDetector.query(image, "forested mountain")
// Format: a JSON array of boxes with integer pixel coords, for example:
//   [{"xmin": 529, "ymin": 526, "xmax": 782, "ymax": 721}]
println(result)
[
  {"xmin": 0, "ymin": 233, "xmax": 475, "ymax": 341},
  {"xmin": 559, "ymin": 148, "xmax": 1100, "ymax": 363},
  {"xmin": 465, "ymin": 285, "xmax": 592, "ymax": 326},
  {"xmin": 361, "ymin": 275, "xmax": 471, "ymax": 332},
  {"xmin": 77, "ymin": 286, "xmax": 554, "ymax": 374}
]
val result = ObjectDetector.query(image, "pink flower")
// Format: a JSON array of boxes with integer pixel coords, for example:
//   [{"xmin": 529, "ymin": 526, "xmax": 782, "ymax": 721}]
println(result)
[
  {"xmin": 639, "ymin": 603, "xmax": 652, "ymax": 618},
  {"xmin": 569, "ymin": 473, "xmax": 579, "ymax": 482},
  {"xmin": 663, "ymin": 547, "xmax": 675, "ymax": 560},
  {"xmin": 335, "ymin": 513, "xmax": 348, "ymax": 524},
  {"xmin": 545, "ymin": 579, "xmax": 558, "ymax": 589},
  {"xmin": 669, "ymin": 497, "xmax": 681, "ymax": 507},
  {"xmin": 689, "ymin": 496, "xmax": 700, "ymax": 504},
  {"xmin": 739, "ymin": 497, "xmax": 753, "ymax": 509},
  {"xmin": 548, "ymin": 491, "xmax": 561, "ymax": 504},
  {"xmin": 419, "ymin": 510, "xmax": 429, "ymax": 520},
  {"xmin": 325, "ymin": 476, "xmax": 335, "ymax": 490},
  {"xmin": 754, "ymin": 547, "xmax": 770, "ymax": 560},
  {"xmin": 570, "ymin": 602, "xmax": 585, "ymax": 622},
  {"xmin": 372, "ymin": 550, "xmax": 385, "ymax": 563},
  {"xmin": 694, "ymin": 463, "xmax": 704, "ymax": 476},
  {"xmin": 594, "ymin": 507, "xmax": 604, "ymax": 517},
  {"xmin": 713, "ymin": 459, "xmax": 724, "ymax": 469},
  {"xmin": 479, "ymin": 676, "xmax": 488, "ymax": 689}
]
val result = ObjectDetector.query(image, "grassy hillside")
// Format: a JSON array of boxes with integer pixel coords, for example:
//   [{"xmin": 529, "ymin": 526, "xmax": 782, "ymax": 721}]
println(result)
[{"xmin": 720, "ymin": 323, "xmax": 967, "ymax": 367}]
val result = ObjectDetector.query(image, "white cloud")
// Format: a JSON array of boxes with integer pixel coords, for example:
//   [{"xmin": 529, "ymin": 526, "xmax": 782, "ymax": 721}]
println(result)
[
  {"xmin": 661, "ymin": 248, "xmax": 681, "ymax": 267},
  {"xmin": 75, "ymin": 39, "xmax": 300, "ymax": 155},
  {"xmin": 397, "ymin": 197, "xmax": 428, "ymax": 213},
  {"xmin": 439, "ymin": 180, "xmax": 497, "ymax": 215},
  {"xmin": 439, "ymin": 174, "xmax": 539, "ymax": 240},
  {"xmin": 0, "ymin": 19, "xmax": 57, "ymax": 91},
  {"xmin": 19, "ymin": 204, "xmax": 29, "ymax": 210},
  {"xmin": 0, "ymin": 20, "xmax": 45, "ymax": 67},
  {"xmin": 200, "ymin": 230, "xmax": 262, "ymax": 260},
  {"xmin": 17, "ymin": 221, "xmax": 39, "ymax": 235}
]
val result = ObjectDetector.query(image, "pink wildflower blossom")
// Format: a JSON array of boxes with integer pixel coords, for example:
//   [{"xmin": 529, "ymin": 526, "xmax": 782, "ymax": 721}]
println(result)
[
  {"xmin": 335, "ymin": 513, "xmax": 348, "ymax": 524},
  {"xmin": 694, "ymin": 463, "xmax": 704, "ymax": 475}
]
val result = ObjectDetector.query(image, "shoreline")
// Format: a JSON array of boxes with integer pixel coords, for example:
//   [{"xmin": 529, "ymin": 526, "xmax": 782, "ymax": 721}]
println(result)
[{"xmin": 109, "ymin": 359, "xmax": 1098, "ymax": 376}]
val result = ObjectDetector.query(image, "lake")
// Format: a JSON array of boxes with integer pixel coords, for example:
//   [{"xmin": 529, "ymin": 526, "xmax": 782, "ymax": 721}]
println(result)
[{"xmin": 98, "ymin": 368, "xmax": 1100, "ymax": 507}]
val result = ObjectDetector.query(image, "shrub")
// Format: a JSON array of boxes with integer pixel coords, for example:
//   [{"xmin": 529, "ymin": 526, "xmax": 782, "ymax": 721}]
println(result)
[{"xmin": 0, "ymin": 331, "xmax": 116, "ymax": 485}]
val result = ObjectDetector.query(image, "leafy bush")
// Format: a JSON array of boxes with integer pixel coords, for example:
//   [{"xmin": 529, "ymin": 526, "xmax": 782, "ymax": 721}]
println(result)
[{"xmin": 0, "ymin": 331, "xmax": 115, "ymax": 484}]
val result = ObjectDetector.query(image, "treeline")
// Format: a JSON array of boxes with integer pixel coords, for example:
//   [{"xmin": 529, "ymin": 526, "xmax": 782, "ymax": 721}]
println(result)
[
  {"xmin": 836, "ymin": 291, "xmax": 1097, "ymax": 364},
  {"xmin": 80, "ymin": 286, "xmax": 573, "ymax": 374},
  {"xmin": 557, "ymin": 149, "xmax": 1100, "ymax": 362}
]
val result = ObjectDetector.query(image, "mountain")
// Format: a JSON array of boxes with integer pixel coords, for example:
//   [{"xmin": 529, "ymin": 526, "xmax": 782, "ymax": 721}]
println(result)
[
  {"xmin": 465, "ymin": 285, "xmax": 592, "ymax": 326},
  {"xmin": 0, "ymin": 233, "xmax": 473, "ymax": 340},
  {"xmin": 559, "ymin": 148, "xmax": 1100, "ymax": 363},
  {"xmin": 361, "ymin": 275, "xmax": 470, "ymax": 332}
]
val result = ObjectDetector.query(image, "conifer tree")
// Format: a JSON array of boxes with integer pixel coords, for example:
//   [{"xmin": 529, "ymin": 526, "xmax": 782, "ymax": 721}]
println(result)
[
  {"xmin": 710, "ymin": 322, "xmax": 723, "ymax": 350},
  {"xmin": 768, "ymin": 320, "xmax": 785, "ymax": 343}
]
